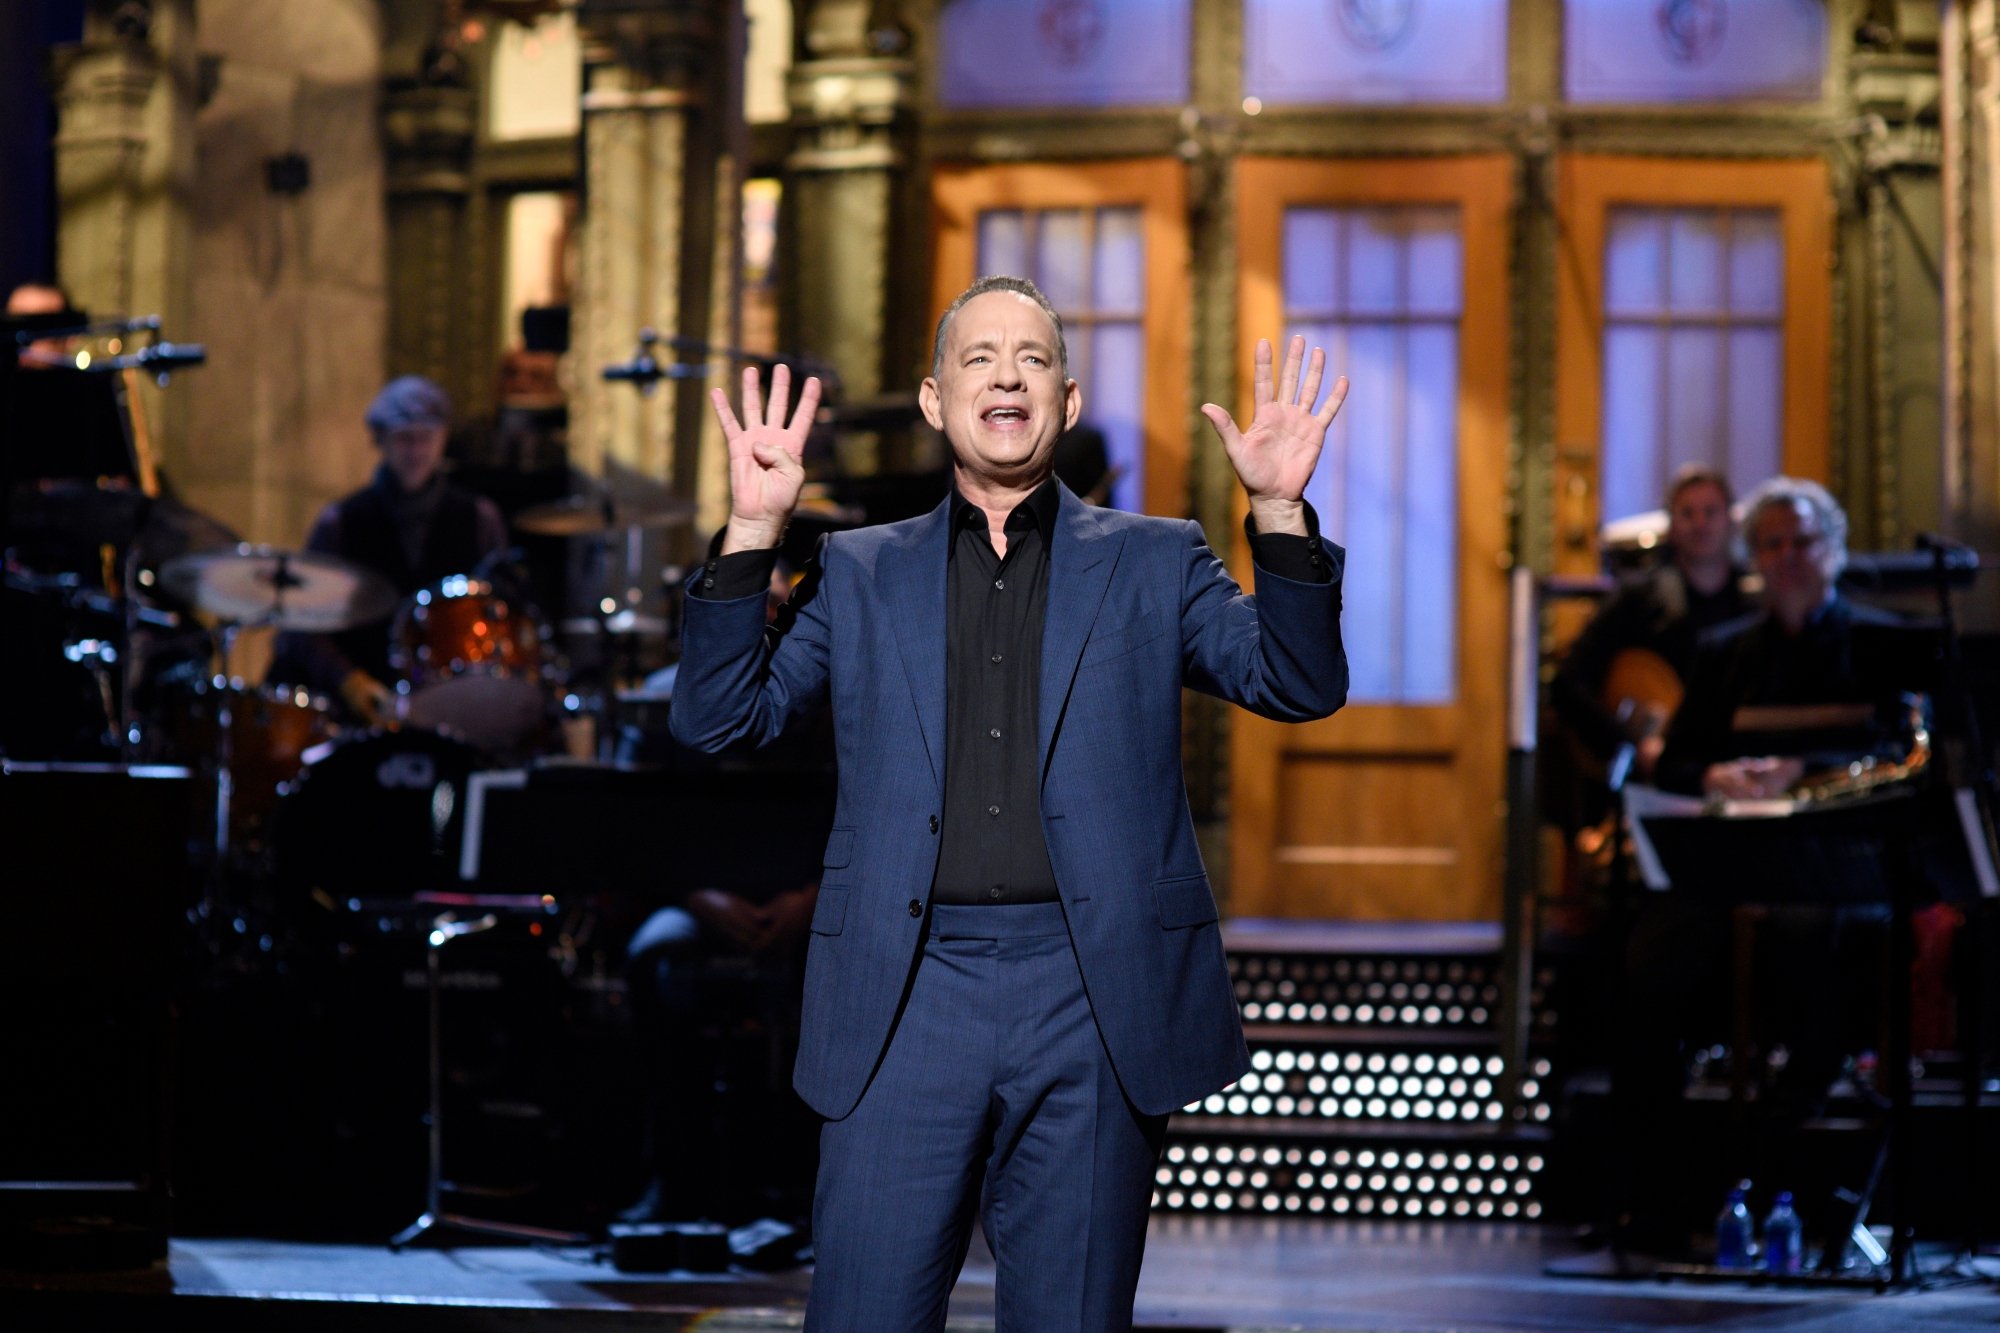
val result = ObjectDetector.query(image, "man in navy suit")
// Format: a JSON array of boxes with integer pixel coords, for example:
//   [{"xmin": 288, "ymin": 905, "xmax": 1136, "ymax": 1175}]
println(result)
[{"xmin": 672, "ymin": 276, "xmax": 1348, "ymax": 1330}]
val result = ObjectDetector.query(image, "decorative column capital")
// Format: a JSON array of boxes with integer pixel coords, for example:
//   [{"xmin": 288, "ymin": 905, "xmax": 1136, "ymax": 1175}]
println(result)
[
  {"xmin": 51, "ymin": 34, "xmax": 160, "ymax": 114},
  {"xmin": 577, "ymin": 0, "xmax": 719, "ymax": 96},
  {"xmin": 786, "ymin": 54, "xmax": 915, "ymax": 173},
  {"xmin": 381, "ymin": 83, "xmax": 478, "ymax": 197}
]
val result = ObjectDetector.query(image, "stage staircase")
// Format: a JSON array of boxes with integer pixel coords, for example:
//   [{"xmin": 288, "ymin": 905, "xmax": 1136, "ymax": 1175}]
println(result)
[{"xmin": 1156, "ymin": 920, "xmax": 1561, "ymax": 1223}]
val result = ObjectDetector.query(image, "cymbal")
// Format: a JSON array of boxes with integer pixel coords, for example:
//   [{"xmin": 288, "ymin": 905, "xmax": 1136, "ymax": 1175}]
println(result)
[
  {"xmin": 514, "ymin": 494, "xmax": 697, "ymax": 537},
  {"xmin": 158, "ymin": 544, "xmax": 399, "ymax": 631}
]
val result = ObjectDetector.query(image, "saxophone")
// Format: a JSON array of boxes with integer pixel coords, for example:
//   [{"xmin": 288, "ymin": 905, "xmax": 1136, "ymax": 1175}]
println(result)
[{"xmin": 1786, "ymin": 694, "xmax": 1932, "ymax": 806}]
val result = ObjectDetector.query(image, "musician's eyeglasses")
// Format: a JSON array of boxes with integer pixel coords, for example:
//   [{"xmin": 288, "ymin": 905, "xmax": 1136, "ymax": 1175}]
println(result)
[{"xmin": 1752, "ymin": 532, "xmax": 1826, "ymax": 555}]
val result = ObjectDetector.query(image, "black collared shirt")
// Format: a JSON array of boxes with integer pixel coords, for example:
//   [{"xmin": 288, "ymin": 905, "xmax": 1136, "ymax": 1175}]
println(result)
[
  {"xmin": 695, "ymin": 483, "xmax": 1333, "ymax": 905},
  {"xmin": 933, "ymin": 477, "xmax": 1063, "ymax": 903}
]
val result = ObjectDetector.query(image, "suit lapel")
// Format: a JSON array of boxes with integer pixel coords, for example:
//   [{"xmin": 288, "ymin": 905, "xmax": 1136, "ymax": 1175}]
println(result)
[
  {"xmin": 1039, "ymin": 486, "xmax": 1124, "ymax": 768},
  {"xmin": 884, "ymin": 496, "xmax": 951, "ymax": 796}
]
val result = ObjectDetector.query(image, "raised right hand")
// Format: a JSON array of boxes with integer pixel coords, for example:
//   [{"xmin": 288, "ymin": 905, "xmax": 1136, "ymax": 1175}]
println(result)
[{"xmin": 711, "ymin": 363, "xmax": 821, "ymax": 553}]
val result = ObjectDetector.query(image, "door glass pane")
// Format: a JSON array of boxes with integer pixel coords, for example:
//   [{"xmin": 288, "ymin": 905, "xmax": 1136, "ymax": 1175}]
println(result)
[
  {"xmin": 1599, "ymin": 326, "xmax": 1662, "ymax": 524},
  {"xmin": 1035, "ymin": 210, "xmax": 1091, "ymax": 309},
  {"xmin": 1601, "ymin": 206, "xmax": 1783, "ymax": 521},
  {"xmin": 1403, "ymin": 325, "xmax": 1459, "ymax": 704},
  {"xmin": 1665, "ymin": 327, "xmax": 1725, "ymax": 482},
  {"xmin": 1666, "ymin": 213, "xmax": 1725, "ymax": 314},
  {"xmin": 1346, "ymin": 212, "xmax": 1403, "ymax": 316},
  {"xmin": 1725, "ymin": 328, "xmax": 1782, "ymax": 485},
  {"xmin": 1340, "ymin": 322, "xmax": 1402, "ymax": 702},
  {"xmin": 1604, "ymin": 212, "xmax": 1664, "ymax": 317},
  {"xmin": 978, "ymin": 211, "xmax": 1030, "ymax": 283},
  {"xmin": 976, "ymin": 206, "xmax": 1149, "ymax": 510},
  {"xmin": 1728, "ymin": 212, "xmax": 1784, "ymax": 316},
  {"xmin": 1283, "ymin": 211, "xmax": 1341, "ymax": 312},
  {"xmin": 1094, "ymin": 208, "xmax": 1146, "ymax": 315},
  {"xmin": 1285, "ymin": 205, "xmax": 1463, "ymax": 705},
  {"xmin": 1090, "ymin": 324, "xmax": 1146, "ymax": 513}
]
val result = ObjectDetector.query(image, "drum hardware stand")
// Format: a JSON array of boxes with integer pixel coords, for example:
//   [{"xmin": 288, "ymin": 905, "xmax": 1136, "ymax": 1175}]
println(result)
[{"xmin": 390, "ymin": 903, "xmax": 588, "ymax": 1250}]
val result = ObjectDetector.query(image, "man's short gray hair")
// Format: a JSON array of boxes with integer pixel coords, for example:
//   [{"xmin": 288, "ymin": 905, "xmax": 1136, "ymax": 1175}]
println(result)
[
  {"xmin": 930, "ymin": 275, "xmax": 1069, "ymax": 379},
  {"xmin": 1739, "ymin": 475, "xmax": 1848, "ymax": 577}
]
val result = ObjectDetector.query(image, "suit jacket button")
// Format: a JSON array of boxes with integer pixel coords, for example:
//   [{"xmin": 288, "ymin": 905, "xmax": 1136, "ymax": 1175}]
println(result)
[
  {"xmin": 907, "ymin": 900, "xmax": 922, "ymax": 918},
  {"xmin": 928, "ymin": 814, "xmax": 939, "ymax": 833}
]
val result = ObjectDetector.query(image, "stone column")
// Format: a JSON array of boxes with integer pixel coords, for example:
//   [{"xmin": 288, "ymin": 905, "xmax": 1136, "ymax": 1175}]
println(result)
[
  {"xmin": 52, "ymin": 0, "xmax": 199, "ymax": 476},
  {"xmin": 572, "ymin": 0, "xmax": 726, "ymax": 496},
  {"xmin": 785, "ymin": 1, "xmax": 918, "ymax": 475},
  {"xmin": 1946, "ymin": 0, "xmax": 2000, "ymax": 579},
  {"xmin": 381, "ymin": 21, "xmax": 478, "ymax": 411}
]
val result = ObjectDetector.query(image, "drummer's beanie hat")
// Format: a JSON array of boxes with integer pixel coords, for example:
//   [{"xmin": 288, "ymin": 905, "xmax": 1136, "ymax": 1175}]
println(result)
[{"xmin": 367, "ymin": 376, "xmax": 453, "ymax": 440}]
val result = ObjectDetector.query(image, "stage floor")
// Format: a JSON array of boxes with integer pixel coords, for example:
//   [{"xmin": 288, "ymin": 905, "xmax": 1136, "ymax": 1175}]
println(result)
[{"xmin": 4, "ymin": 1219, "xmax": 1995, "ymax": 1332}]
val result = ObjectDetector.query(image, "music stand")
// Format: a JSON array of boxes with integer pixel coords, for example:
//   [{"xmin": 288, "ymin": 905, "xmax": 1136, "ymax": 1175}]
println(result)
[
  {"xmin": 1635, "ymin": 785, "xmax": 1995, "ymax": 1283},
  {"xmin": 386, "ymin": 891, "xmax": 589, "ymax": 1250}
]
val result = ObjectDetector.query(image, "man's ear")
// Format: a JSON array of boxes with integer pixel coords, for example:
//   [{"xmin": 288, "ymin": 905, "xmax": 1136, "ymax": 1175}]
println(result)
[
  {"xmin": 1062, "ymin": 377, "xmax": 1082, "ymax": 433},
  {"xmin": 919, "ymin": 376, "xmax": 944, "ymax": 431}
]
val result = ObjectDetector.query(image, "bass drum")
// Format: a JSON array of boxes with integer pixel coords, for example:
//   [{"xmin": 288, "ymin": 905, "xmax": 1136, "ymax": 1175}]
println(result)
[{"xmin": 273, "ymin": 727, "xmax": 485, "ymax": 902}]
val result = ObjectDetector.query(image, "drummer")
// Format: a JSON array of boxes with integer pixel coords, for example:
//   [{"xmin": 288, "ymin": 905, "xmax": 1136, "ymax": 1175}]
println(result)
[{"xmin": 269, "ymin": 375, "xmax": 505, "ymax": 724}]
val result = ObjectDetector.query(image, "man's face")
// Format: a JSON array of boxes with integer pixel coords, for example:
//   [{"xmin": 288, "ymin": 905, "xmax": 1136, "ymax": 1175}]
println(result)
[
  {"xmin": 1750, "ymin": 498, "xmax": 1833, "ymax": 607},
  {"xmin": 379, "ymin": 423, "xmax": 447, "ymax": 492},
  {"xmin": 919, "ymin": 291, "xmax": 1080, "ymax": 491},
  {"xmin": 1667, "ymin": 480, "xmax": 1731, "ymax": 566}
]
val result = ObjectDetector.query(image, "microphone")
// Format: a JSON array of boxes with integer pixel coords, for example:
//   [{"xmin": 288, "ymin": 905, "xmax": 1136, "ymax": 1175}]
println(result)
[
  {"xmin": 602, "ymin": 327, "xmax": 710, "ymax": 395},
  {"xmin": 64, "ymin": 338, "xmax": 208, "ymax": 383},
  {"xmin": 130, "ymin": 341, "xmax": 207, "ymax": 384}
]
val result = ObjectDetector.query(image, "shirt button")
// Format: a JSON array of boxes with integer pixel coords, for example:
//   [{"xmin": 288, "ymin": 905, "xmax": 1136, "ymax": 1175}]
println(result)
[
  {"xmin": 988, "ymin": 727, "xmax": 1001, "ymax": 740},
  {"xmin": 987, "ymin": 805, "xmax": 1000, "ymax": 817},
  {"xmin": 988, "ymin": 886, "xmax": 1002, "ymax": 900},
  {"xmin": 908, "ymin": 899, "xmax": 922, "ymax": 918},
  {"xmin": 928, "ymin": 814, "xmax": 939, "ymax": 833},
  {"xmin": 990, "ymin": 653, "xmax": 1003, "ymax": 664},
  {"xmin": 994, "ymin": 578, "xmax": 1005, "ymax": 590}
]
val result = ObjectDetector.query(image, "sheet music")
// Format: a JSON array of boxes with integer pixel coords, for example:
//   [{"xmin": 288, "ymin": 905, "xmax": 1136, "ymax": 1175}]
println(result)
[{"xmin": 1621, "ymin": 784, "xmax": 1703, "ymax": 890}]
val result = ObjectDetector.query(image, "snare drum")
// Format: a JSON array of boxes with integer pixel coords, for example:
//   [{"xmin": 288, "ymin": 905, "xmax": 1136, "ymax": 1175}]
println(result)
[{"xmin": 391, "ymin": 575, "xmax": 548, "ymax": 749}]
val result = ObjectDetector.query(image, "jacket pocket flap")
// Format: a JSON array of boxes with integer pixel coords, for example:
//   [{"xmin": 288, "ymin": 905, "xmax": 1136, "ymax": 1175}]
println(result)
[
  {"xmin": 1154, "ymin": 873, "xmax": 1217, "ymax": 930},
  {"xmin": 822, "ymin": 827, "xmax": 855, "ymax": 869},
  {"xmin": 810, "ymin": 887, "xmax": 847, "ymax": 935}
]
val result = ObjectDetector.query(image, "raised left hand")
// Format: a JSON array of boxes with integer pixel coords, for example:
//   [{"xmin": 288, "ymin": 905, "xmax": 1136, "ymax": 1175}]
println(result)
[{"xmin": 1200, "ymin": 335, "xmax": 1347, "ymax": 533}]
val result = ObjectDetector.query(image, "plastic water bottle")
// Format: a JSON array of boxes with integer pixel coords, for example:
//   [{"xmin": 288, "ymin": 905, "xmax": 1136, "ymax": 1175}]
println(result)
[
  {"xmin": 1763, "ymin": 1192, "xmax": 1802, "ymax": 1274},
  {"xmin": 1714, "ymin": 1184, "xmax": 1754, "ymax": 1268}
]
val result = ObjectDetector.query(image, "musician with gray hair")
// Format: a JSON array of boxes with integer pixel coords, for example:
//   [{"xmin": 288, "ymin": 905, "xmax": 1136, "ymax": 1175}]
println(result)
[{"xmin": 1654, "ymin": 474, "xmax": 1931, "ymax": 800}]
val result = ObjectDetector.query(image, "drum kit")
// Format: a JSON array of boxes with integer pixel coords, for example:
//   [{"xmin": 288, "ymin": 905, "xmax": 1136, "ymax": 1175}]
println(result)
[{"xmin": 3, "ymin": 469, "xmax": 700, "ymax": 899}]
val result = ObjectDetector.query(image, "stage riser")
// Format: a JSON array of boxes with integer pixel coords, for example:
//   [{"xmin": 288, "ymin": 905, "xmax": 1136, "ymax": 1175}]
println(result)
[{"xmin": 1160, "ymin": 938, "xmax": 1562, "ymax": 1222}]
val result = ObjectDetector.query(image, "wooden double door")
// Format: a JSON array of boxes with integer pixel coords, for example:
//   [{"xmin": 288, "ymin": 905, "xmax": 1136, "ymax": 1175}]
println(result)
[{"xmin": 932, "ymin": 152, "xmax": 1829, "ymax": 924}]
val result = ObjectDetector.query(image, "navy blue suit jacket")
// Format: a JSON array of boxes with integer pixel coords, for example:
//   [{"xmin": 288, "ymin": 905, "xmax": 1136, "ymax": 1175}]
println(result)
[{"xmin": 671, "ymin": 485, "xmax": 1347, "ymax": 1118}]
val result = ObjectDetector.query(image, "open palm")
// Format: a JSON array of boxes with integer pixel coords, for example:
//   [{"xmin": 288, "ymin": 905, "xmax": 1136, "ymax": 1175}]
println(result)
[
  {"xmin": 1200, "ymin": 335, "xmax": 1347, "ymax": 505},
  {"xmin": 712, "ymin": 363, "xmax": 821, "ymax": 542}
]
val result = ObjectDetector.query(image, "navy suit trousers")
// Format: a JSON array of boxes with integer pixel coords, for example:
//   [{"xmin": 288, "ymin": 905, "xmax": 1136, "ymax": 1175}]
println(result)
[{"xmin": 806, "ymin": 902, "xmax": 1168, "ymax": 1332}]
